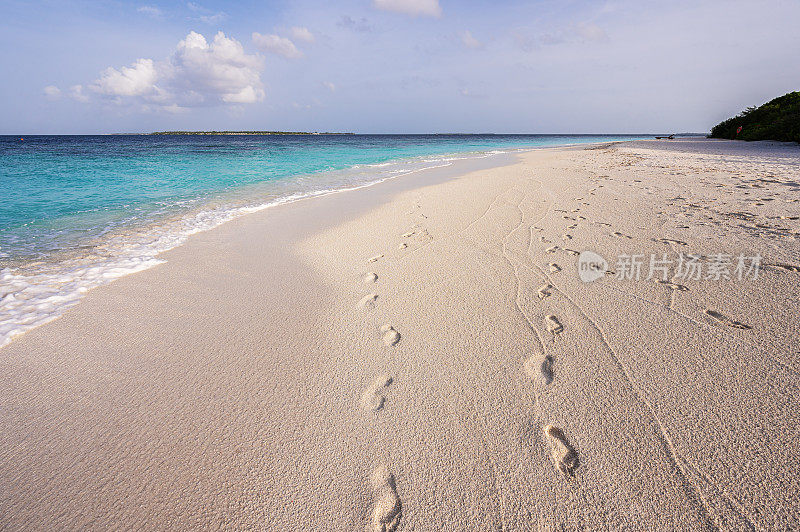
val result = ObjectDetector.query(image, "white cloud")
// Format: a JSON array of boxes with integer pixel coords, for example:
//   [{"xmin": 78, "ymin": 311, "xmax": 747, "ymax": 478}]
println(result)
[
  {"xmin": 167, "ymin": 31, "xmax": 264, "ymax": 104},
  {"xmin": 290, "ymin": 26, "xmax": 315, "ymax": 43},
  {"xmin": 43, "ymin": 85, "xmax": 61, "ymax": 100},
  {"xmin": 69, "ymin": 85, "xmax": 90, "ymax": 102},
  {"xmin": 221, "ymin": 86, "xmax": 262, "ymax": 104},
  {"xmin": 93, "ymin": 58, "xmax": 158, "ymax": 97},
  {"xmin": 373, "ymin": 0, "xmax": 441, "ymax": 17},
  {"xmin": 460, "ymin": 30, "xmax": 482, "ymax": 49},
  {"xmin": 85, "ymin": 31, "xmax": 264, "ymax": 108},
  {"xmin": 322, "ymin": 81, "xmax": 336, "ymax": 92},
  {"xmin": 137, "ymin": 5, "xmax": 163, "ymax": 19},
  {"xmin": 252, "ymin": 32, "xmax": 302, "ymax": 59}
]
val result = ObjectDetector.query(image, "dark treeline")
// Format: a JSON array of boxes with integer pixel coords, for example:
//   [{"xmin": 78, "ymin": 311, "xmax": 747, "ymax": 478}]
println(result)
[{"xmin": 710, "ymin": 91, "xmax": 799, "ymax": 143}]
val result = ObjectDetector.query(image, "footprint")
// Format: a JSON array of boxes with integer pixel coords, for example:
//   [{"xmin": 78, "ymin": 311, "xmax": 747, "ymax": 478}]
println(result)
[
  {"xmin": 416, "ymin": 228, "xmax": 433, "ymax": 243},
  {"xmin": 380, "ymin": 324, "xmax": 401, "ymax": 346},
  {"xmin": 769, "ymin": 263, "xmax": 800, "ymax": 272},
  {"xmin": 368, "ymin": 254, "xmax": 384, "ymax": 263},
  {"xmin": 539, "ymin": 236, "xmax": 551, "ymax": 243},
  {"xmin": 655, "ymin": 280, "xmax": 688, "ymax": 291},
  {"xmin": 562, "ymin": 234, "xmax": 572, "ymax": 240},
  {"xmin": 398, "ymin": 243, "xmax": 407, "ymax": 250},
  {"xmin": 658, "ymin": 238, "xmax": 688, "ymax": 246},
  {"xmin": 562, "ymin": 248, "xmax": 580, "ymax": 256},
  {"xmin": 612, "ymin": 231, "xmax": 632, "ymax": 239},
  {"xmin": 548, "ymin": 263, "xmax": 561, "ymax": 273},
  {"xmin": 537, "ymin": 284, "xmax": 552, "ymax": 299},
  {"xmin": 369, "ymin": 465, "xmax": 402, "ymax": 532},
  {"xmin": 363, "ymin": 272, "xmax": 379, "ymax": 284},
  {"xmin": 703, "ymin": 309, "xmax": 751, "ymax": 330},
  {"xmin": 545, "ymin": 245, "xmax": 559, "ymax": 254},
  {"xmin": 545, "ymin": 315, "xmax": 563, "ymax": 334},
  {"xmin": 360, "ymin": 374, "xmax": 393, "ymax": 412},
  {"xmin": 402, "ymin": 231, "xmax": 415, "ymax": 237},
  {"xmin": 543, "ymin": 425, "xmax": 579, "ymax": 477},
  {"xmin": 524, "ymin": 354, "xmax": 554, "ymax": 385},
  {"xmin": 358, "ymin": 293, "xmax": 379, "ymax": 310}
]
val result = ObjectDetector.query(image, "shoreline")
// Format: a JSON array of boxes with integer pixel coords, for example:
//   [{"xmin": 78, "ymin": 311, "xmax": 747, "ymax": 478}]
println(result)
[
  {"xmin": 0, "ymin": 139, "xmax": 631, "ymax": 350},
  {"xmin": 1, "ymin": 138, "xmax": 798, "ymax": 529}
]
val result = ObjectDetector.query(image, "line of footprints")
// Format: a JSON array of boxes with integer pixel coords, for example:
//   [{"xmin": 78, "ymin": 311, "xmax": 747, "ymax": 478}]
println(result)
[
  {"xmin": 358, "ymin": 201, "xmax": 587, "ymax": 531},
  {"xmin": 525, "ymin": 197, "xmax": 586, "ymax": 479},
  {"xmin": 357, "ymin": 217, "xmax": 427, "ymax": 531},
  {"xmin": 355, "ymin": 187, "xmax": 772, "ymax": 527},
  {"xmin": 544, "ymin": 190, "xmax": 764, "ymax": 328},
  {"xmin": 527, "ymin": 188, "xmax": 769, "ymax": 480},
  {"xmin": 360, "ymin": 255, "xmax": 402, "ymax": 531}
]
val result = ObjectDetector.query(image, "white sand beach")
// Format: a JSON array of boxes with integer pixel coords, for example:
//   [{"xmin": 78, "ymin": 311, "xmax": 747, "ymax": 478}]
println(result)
[{"xmin": 1, "ymin": 139, "xmax": 799, "ymax": 530}]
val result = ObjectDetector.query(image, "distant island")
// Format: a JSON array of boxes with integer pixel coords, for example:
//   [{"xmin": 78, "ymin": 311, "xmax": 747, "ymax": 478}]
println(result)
[
  {"xmin": 149, "ymin": 131, "xmax": 354, "ymax": 135},
  {"xmin": 710, "ymin": 91, "xmax": 799, "ymax": 143}
]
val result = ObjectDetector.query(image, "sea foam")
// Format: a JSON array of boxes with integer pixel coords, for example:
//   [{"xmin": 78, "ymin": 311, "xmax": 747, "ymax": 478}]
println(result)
[{"xmin": 0, "ymin": 149, "xmax": 507, "ymax": 347}]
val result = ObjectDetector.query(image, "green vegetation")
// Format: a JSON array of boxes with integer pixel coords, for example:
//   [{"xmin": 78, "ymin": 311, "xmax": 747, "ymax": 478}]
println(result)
[
  {"xmin": 149, "ymin": 131, "xmax": 353, "ymax": 135},
  {"xmin": 709, "ymin": 91, "xmax": 800, "ymax": 143}
]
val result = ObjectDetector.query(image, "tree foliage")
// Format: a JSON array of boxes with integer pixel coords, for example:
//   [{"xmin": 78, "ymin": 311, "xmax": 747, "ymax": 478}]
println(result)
[{"xmin": 709, "ymin": 91, "xmax": 800, "ymax": 143}]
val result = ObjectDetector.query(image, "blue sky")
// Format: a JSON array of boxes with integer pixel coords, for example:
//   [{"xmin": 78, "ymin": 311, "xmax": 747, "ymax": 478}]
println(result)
[{"xmin": 2, "ymin": 0, "xmax": 799, "ymax": 133}]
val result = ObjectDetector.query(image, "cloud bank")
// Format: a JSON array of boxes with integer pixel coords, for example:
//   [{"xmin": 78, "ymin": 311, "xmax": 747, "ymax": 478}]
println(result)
[{"xmin": 79, "ymin": 31, "xmax": 264, "ymax": 109}]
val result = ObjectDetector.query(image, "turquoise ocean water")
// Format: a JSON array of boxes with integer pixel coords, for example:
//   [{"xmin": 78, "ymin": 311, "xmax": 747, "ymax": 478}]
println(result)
[{"xmin": 0, "ymin": 134, "xmax": 644, "ymax": 346}]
